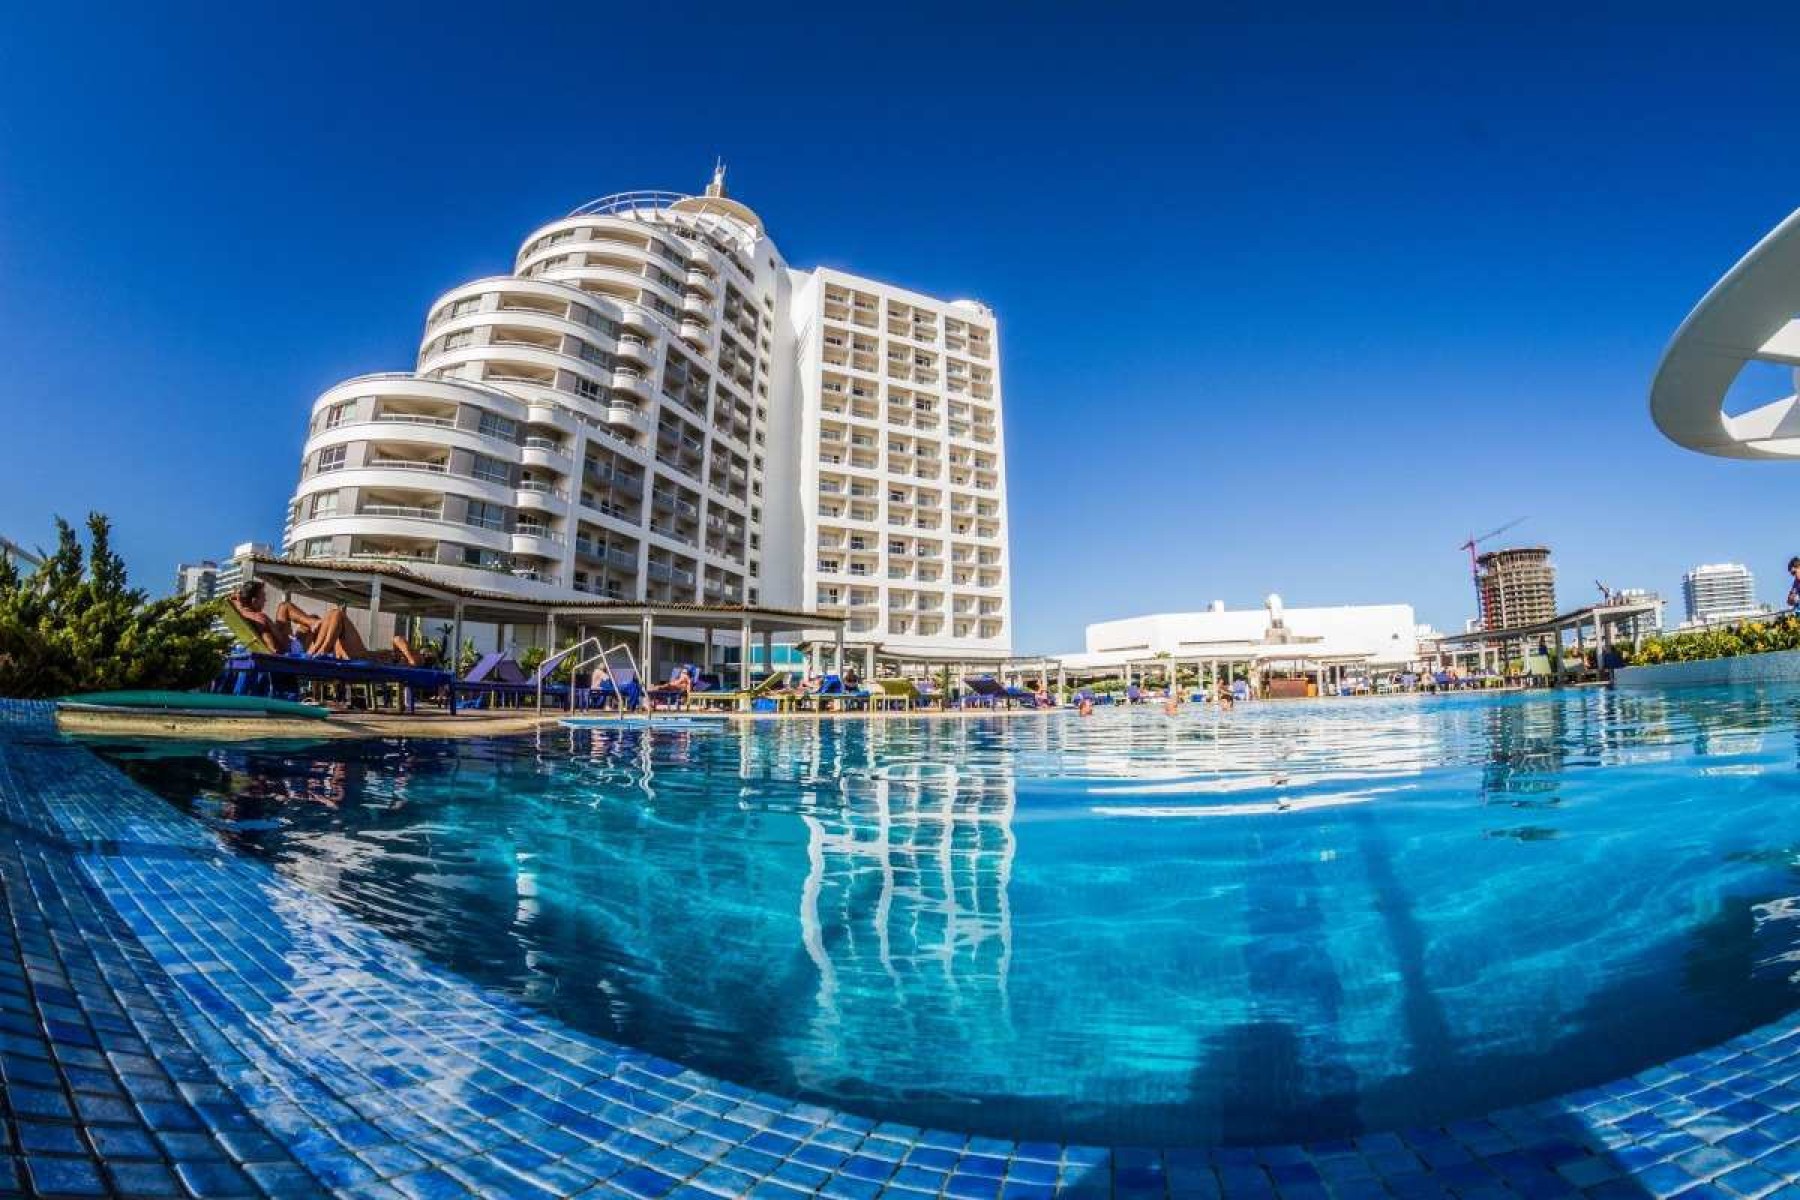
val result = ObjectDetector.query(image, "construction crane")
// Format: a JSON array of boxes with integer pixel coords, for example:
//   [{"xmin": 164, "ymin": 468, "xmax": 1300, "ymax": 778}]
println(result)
[{"xmin": 1458, "ymin": 517, "xmax": 1527, "ymax": 628}]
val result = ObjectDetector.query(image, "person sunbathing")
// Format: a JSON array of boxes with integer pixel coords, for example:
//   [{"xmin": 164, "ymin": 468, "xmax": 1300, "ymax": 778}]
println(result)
[{"xmin": 229, "ymin": 580, "xmax": 422, "ymax": 663}]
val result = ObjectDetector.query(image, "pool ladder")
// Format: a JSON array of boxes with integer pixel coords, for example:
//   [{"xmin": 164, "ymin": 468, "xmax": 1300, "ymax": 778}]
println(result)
[{"xmin": 535, "ymin": 637, "xmax": 641, "ymax": 716}]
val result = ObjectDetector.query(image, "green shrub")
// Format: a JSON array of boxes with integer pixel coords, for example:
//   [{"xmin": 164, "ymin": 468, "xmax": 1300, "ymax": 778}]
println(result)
[
  {"xmin": 1624, "ymin": 614, "xmax": 1800, "ymax": 667},
  {"xmin": 0, "ymin": 514, "xmax": 230, "ymax": 698}
]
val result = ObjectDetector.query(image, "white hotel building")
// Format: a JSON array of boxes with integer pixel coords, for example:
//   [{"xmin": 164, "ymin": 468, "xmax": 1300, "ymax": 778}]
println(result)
[{"xmin": 284, "ymin": 170, "xmax": 1010, "ymax": 660}]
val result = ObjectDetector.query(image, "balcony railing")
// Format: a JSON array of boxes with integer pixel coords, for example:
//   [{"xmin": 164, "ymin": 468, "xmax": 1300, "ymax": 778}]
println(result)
[
  {"xmin": 366, "ymin": 458, "xmax": 449, "ymax": 474},
  {"xmin": 373, "ymin": 413, "xmax": 455, "ymax": 428},
  {"xmin": 358, "ymin": 504, "xmax": 442, "ymax": 520}
]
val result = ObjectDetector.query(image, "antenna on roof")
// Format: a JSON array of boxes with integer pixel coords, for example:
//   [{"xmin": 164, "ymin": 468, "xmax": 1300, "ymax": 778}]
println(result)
[{"xmin": 706, "ymin": 157, "xmax": 727, "ymax": 198}]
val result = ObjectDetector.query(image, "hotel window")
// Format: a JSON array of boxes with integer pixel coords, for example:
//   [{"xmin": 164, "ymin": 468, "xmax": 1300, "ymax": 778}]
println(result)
[
  {"xmin": 299, "ymin": 538, "xmax": 333, "ymax": 559},
  {"xmin": 477, "ymin": 412, "xmax": 517, "ymax": 442},
  {"xmin": 573, "ymin": 376, "xmax": 605, "ymax": 401},
  {"xmin": 322, "ymin": 401, "xmax": 353, "ymax": 430},
  {"xmin": 579, "ymin": 342, "xmax": 612, "ymax": 369},
  {"xmin": 309, "ymin": 492, "xmax": 339, "ymax": 519},
  {"xmin": 441, "ymin": 330, "xmax": 474, "ymax": 351},
  {"xmin": 465, "ymin": 501, "xmax": 505, "ymax": 532},
  {"xmin": 314, "ymin": 446, "xmax": 346, "ymax": 474},
  {"xmin": 470, "ymin": 455, "xmax": 510, "ymax": 485},
  {"xmin": 450, "ymin": 296, "xmax": 482, "ymax": 317},
  {"xmin": 580, "ymin": 308, "xmax": 620, "ymax": 338}
]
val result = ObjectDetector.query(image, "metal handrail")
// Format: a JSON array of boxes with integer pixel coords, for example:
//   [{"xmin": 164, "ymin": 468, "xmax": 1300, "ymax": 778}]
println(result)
[{"xmin": 535, "ymin": 636, "xmax": 641, "ymax": 715}]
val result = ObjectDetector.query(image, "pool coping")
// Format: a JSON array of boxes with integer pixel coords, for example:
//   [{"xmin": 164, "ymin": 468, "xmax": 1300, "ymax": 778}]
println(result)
[{"xmin": 8, "ymin": 697, "xmax": 1800, "ymax": 1198}]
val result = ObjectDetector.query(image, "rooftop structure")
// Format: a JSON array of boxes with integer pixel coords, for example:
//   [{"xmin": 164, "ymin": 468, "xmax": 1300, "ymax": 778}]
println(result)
[
  {"xmin": 284, "ymin": 170, "xmax": 1009, "ymax": 661},
  {"xmin": 1058, "ymin": 597, "xmax": 1419, "ymax": 673}
]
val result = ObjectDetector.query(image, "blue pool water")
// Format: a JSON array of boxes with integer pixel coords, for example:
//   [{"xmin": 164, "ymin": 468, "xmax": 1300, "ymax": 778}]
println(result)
[{"xmin": 89, "ymin": 686, "xmax": 1800, "ymax": 1146}]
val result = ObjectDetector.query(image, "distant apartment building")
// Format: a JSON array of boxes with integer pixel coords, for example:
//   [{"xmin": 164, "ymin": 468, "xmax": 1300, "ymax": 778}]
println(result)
[
  {"xmin": 1477, "ymin": 547, "xmax": 1556, "ymax": 631},
  {"xmin": 175, "ymin": 560, "xmax": 220, "ymax": 601},
  {"xmin": 1681, "ymin": 563, "xmax": 1763, "ymax": 625},
  {"xmin": 180, "ymin": 542, "xmax": 271, "ymax": 602},
  {"xmin": 0, "ymin": 535, "xmax": 41, "ymax": 571},
  {"xmin": 283, "ymin": 169, "xmax": 1010, "ymax": 659}
]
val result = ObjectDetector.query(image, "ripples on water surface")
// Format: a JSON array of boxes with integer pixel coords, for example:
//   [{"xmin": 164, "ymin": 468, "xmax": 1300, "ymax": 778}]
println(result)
[{"xmin": 91, "ymin": 687, "xmax": 1800, "ymax": 1145}]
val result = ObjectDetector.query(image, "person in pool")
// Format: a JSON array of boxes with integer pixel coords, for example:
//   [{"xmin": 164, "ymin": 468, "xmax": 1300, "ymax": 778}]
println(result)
[{"xmin": 1787, "ymin": 557, "xmax": 1800, "ymax": 612}]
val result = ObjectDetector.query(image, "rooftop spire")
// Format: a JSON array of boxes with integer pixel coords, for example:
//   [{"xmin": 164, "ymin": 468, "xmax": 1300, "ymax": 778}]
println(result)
[{"xmin": 705, "ymin": 158, "xmax": 727, "ymax": 198}]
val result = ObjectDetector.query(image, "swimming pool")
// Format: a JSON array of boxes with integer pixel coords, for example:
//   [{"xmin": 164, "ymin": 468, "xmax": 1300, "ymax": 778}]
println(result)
[{"xmin": 91, "ymin": 686, "xmax": 1800, "ymax": 1147}]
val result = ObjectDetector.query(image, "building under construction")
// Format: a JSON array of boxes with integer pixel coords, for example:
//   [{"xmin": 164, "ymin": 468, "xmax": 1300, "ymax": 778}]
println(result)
[{"xmin": 1478, "ymin": 546, "xmax": 1556, "ymax": 631}]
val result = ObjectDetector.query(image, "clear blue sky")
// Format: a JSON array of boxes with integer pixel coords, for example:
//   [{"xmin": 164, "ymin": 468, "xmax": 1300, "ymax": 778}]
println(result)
[{"xmin": 3, "ymin": 6, "xmax": 1799, "ymax": 648}]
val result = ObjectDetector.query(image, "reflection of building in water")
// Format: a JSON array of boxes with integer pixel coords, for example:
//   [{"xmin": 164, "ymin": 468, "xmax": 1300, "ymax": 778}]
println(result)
[
  {"xmin": 788, "ymin": 721, "xmax": 1017, "ymax": 1094},
  {"xmin": 1477, "ymin": 698, "xmax": 1568, "ymax": 804}
]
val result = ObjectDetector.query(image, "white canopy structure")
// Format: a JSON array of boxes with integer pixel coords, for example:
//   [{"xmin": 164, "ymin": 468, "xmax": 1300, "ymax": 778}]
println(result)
[{"xmin": 1651, "ymin": 206, "xmax": 1800, "ymax": 458}]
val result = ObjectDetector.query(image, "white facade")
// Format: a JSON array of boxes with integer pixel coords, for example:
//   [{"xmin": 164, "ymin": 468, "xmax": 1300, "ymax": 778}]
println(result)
[
  {"xmin": 1681, "ymin": 563, "xmax": 1762, "ymax": 625},
  {"xmin": 1060, "ymin": 601, "xmax": 1419, "ymax": 670},
  {"xmin": 284, "ymin": 172, "xmax": 1009, "ymax": 656}
]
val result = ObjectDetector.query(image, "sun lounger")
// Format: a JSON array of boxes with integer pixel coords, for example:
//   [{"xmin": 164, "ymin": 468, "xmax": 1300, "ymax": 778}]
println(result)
[
  {"xmin": 794, "ymin": 674, "xmax": 870, "ymax": 713},
  {"xmin": 220, "ymin": 652, "xmax": 454, "ymax": 714},
  {"xmin": 586, "ymin": 665, "xmax": 643, "ymax": 711},
  {"xmin": 873, "ymin": 679, "xmax": 922, "ymax": 711},
  {"xmin": 692, "ymin": 671, "xmax": 788, "ymax": 712}
]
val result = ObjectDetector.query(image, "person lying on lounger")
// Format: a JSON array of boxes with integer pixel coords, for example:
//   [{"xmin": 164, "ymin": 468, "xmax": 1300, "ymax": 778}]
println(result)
[{"xmin": 228, "ymin": 581, "xmax": 425, "ymax": 663}]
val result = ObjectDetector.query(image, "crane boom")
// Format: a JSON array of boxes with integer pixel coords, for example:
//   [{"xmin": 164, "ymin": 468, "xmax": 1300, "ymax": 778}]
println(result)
[{"xmin": 1458, "ymin": 517, "xmax": 1528, "ymax": 630}]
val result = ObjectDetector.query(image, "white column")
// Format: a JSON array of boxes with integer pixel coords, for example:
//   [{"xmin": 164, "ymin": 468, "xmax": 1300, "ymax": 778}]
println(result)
[
  {"xmin": 639, "ymin": 614, "xmax": 653, "ymax": 681},
  {"xmin": 366, "ymin": 578, "xmax": 383, "ymax": 647},
  {"xmin": 739, "ymin": 619, "xmax": 752, "ymax": 690}
]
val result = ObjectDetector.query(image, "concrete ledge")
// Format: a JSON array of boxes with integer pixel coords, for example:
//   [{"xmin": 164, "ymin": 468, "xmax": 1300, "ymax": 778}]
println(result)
[{"xmin": 1614, "ymin": 647, "xmax": 1800, "ymax": 688}]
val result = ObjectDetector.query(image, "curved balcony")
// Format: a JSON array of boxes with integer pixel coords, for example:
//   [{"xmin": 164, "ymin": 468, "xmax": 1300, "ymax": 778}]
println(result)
[
  {"xmin": 605, "ymin": 403, "xmax": 651, "ymax": 436},
  {"xmin": 679, "ymin": 318, "xmax": 710, "ymax": 347},
  {"xmin": 514, "ymin": 482, "xmax": 567, "ymax": 514},
  {"xmin": 510, "ymin": 530, "xmax": 565, "ymax": 559},
  {"xmin": 614, "ymin": 333, "xmax": 653, "ymax": 364},
  {"xmin": 303, "ymin": 422, "xmax": 517, "ymax": 464},
  {"xmin": 525, "ymin": 402, "xmax": 576, "ymax": 435},
  {"xmin": 310, "ymin": 372, "xmax": 527, "ymax": 424},
  {"xmin": 521, "ymin": 438, "xmax": 573, "ymax": 474},
  {"xmin": 611, "ymin": 367, "xmax": 650, "ymax": 398},
  {"xmin": 681, "ymin": 292, "xmax": 710, "ymax": 316},
  {"xmin": 685, "ymin": 268, "xmax": 715, "ymax": 296}
]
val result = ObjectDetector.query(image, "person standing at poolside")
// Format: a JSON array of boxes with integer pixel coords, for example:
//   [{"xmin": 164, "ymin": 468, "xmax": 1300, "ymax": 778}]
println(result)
[{"xmin": 1787, "ymin": 557, "xmax": 1800, "ymax": 612}]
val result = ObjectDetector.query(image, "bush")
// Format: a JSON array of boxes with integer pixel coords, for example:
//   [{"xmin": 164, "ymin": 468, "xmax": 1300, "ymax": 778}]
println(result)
[
  {"xmin": 0, "ymin": 514, "xmax": 229, "ymax": 699},
  {"xmin": 1624, "ymin": 614, "xmax": 1800, "ymax": 667}
]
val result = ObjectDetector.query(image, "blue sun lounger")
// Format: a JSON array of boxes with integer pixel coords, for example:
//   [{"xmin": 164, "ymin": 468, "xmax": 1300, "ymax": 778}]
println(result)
[{"xmin": 221, "ymin": 653, "xmax": 456, "ymax": 714}]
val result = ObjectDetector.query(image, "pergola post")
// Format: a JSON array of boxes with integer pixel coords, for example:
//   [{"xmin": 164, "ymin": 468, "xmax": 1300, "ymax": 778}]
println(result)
[
  {"xmin": 639, "ymin": 613, "xmax": 654, "ymax": 681},
  {"xmin": 366, "ymin": 577, "xmax": 383, "ymax": 647},
  {"xmin": 451, "ymin": 602, "xmax": 464, "ymax": 669},
  {"xmin": 738, "ymin": 618, "xmax": 752, "ymax": 690},
  {"xmin": 761, "ymin": 629, "xmax": 773, "ymax": 677},
  {"xmin": 864, "ymin": 643, "xmax": 875, "ymax": 681},
  {"xmin": 700, "ymin": 626, "xmax": 713, "ymax": 676},
  {"xmin": 833, "ymin": 625, "xmax": 845, "ymax": 675}
]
